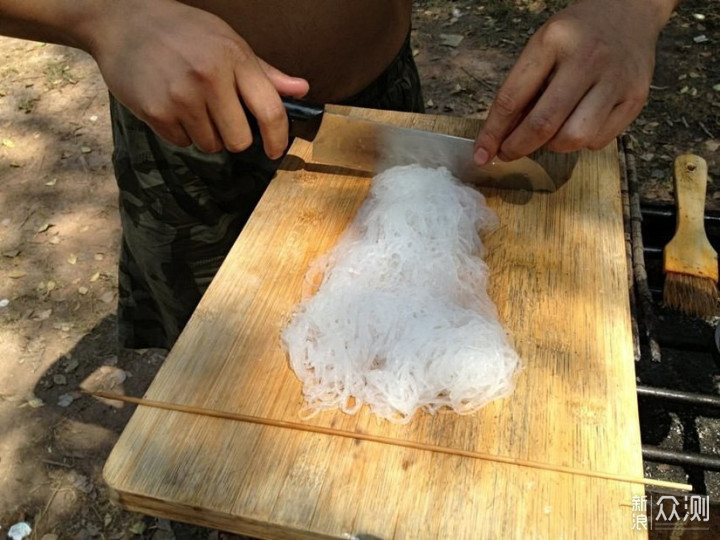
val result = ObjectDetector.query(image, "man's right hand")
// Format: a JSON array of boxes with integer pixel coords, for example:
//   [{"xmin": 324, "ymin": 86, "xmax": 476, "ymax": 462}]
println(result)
[{"xmin": 90, "ymin": 0, "xmax": 309, "ymax": 157}]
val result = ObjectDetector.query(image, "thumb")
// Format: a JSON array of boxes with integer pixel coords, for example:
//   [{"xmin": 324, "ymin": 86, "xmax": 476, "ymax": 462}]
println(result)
[{"xmin": 259, "ymin": 59, "xmax": 310, "ymax": 98}]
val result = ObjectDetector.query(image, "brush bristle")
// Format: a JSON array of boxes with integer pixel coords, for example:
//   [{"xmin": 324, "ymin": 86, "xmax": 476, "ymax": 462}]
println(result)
[{"xmin": 663, "ymin": 272, "xmax": 719, "ymax": 318}]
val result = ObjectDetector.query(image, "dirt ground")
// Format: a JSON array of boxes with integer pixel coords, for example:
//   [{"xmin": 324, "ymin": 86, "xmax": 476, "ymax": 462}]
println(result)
[{"xmin": 0, "ymin": 1, "xmax": 718, "ymax": 538}]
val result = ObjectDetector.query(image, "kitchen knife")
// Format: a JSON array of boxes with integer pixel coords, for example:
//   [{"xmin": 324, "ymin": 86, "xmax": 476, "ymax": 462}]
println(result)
[{"xmin": 284, "ymin": 98, "xmax": 557, "ymax": 192}]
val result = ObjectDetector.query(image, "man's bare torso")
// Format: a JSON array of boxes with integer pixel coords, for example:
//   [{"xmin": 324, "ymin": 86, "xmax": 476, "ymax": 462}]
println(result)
[{"xmin": 183, "ymin": 1, "xmax": 413, "ymax": 102}]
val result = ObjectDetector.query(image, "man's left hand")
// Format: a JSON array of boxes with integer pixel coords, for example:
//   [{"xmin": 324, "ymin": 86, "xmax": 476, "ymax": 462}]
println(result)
[{"xmin": 474, "ymin": 0, "xmax": 679, "ymax": 164}]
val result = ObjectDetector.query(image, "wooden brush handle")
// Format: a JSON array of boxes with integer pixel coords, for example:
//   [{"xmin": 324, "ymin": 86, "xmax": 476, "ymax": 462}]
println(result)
[{"xmin": 674, "ymin": 154, "xmax": 709, "ymax": 237}]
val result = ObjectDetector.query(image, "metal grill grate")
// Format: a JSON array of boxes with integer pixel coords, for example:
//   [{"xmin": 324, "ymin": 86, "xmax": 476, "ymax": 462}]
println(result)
[{"xmin": 622, "ymin": 137, "xmax": 720, "ymax": 500}]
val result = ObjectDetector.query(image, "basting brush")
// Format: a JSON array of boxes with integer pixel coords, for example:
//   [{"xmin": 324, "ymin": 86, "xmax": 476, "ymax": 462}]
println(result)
[{"xmin": 663, "ymin": 154, "xmax": 719, "ymax": 317}]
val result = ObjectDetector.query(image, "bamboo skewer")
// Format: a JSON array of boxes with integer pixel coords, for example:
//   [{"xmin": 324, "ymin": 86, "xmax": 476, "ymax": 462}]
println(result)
[{"xmin": 87, "ymin": 390, "xmax": 691, "ymax": 492}]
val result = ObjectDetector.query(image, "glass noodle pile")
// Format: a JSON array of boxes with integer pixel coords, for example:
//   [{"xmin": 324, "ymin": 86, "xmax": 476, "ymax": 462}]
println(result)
[{"xmin": 282, "ymin": 165, "xmax": 520, "ymax": 423}]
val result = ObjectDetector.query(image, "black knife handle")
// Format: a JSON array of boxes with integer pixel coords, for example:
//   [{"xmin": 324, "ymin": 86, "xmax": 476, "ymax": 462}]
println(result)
[{"xmin": 283, "ymin": 97, "xmax": 324, "ymax": 142}]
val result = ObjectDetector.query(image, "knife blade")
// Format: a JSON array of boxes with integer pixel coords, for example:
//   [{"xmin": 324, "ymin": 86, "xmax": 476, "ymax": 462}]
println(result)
[{"xmin": 284, "ymin": 98, "xmax": 557, "ymax": 192}]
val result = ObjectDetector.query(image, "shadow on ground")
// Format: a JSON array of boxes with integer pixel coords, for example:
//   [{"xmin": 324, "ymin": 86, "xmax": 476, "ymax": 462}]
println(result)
[{"xmin": 14, "ymin": 315, "xmax": 243, "ymax": 538}]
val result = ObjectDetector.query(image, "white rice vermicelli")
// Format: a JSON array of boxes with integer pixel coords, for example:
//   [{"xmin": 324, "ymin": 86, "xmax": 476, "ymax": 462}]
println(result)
[{"xmin": 282, "ymin": 165, "xmax": 520, "ymax": 423}]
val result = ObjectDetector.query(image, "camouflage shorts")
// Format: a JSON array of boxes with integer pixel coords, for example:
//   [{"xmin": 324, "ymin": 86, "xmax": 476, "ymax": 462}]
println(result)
[{"xmin": 111, "ymin": 35, "xmax": 424, "ymax": 349}]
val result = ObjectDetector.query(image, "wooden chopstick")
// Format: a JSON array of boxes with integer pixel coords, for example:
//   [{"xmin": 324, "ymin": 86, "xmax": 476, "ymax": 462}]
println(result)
[{"xmin": 86, "ymin": 390, "xmax": 692, "ymax": 492}]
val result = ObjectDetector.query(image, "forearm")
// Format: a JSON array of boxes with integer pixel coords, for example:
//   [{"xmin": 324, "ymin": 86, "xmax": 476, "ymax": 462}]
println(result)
[
  {"xmin": 605, "ymin": 0, "xmax": 682, "ymax": 32},
  {"xmin": 571, "ymin": 0, "xmax": 681, "ymax": 39},
  {"xmin": 0, "ymin": 0, "xmax": 113, "ymax": 51},
  {"xmin": 649, "ymin": 0, "xmax": 683, "ymax": 26}
]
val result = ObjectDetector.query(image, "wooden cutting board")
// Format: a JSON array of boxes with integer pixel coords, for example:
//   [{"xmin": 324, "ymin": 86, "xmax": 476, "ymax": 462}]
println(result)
[{"xmin": 103, "ymin": 108, "xmax": 646, "ymax": 539}]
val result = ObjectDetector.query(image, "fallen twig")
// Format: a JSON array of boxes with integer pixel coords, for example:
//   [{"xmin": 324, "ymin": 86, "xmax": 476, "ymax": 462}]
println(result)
[
  {"xmin": 699, "ymin": 121, "xmax": 715, "ymax": 139},
  {"xmin": 459, "ymin": 66, "xmax": 497, "ymax": 91}
]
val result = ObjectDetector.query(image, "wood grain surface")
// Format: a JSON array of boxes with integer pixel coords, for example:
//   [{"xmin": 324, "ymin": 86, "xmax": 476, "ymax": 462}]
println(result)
[{"xmin": 103, "ymin": 107, "xmax": 646, "ymax": 539}]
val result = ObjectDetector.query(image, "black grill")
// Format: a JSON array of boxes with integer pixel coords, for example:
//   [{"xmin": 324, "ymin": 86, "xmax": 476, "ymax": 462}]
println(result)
[{"xmin": 624, "ymin": 139, "xmax": 720, "ymax": 499}]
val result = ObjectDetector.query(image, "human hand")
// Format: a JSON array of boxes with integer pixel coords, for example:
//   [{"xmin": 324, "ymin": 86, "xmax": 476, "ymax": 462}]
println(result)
[
  {"xmin": 89, "ymin": 0, "xmax": 309, "ymax": 158},
  {"xmin": 474, "ymin": 0, "xmax": 677, "ymax": 164}
]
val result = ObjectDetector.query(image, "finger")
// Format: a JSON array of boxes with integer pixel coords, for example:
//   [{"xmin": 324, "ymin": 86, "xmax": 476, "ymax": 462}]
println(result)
[
  {"xmin": 180, "ymin": 108, "xmax": 224, "ymax": 153},
  {"xmin": 206, "ymin": 83, "xmax": 254, "ymax": 154},
  {"xmin": 134, "ymin": 103, "xmax": 194, "ymax": 148},
  {"xmin": 259, "ymin": 59, "xmax": 310, "ymax": 98},
  {"xmin": 496, "ymin": 67, "xmax": 596, "ymax": 161},
  {"xmin": 153, "ymin": 122, "xmax": 193, "ymax": 148},
  {"xmin": 474, "ymin": 40, "xmax": 556, "ymax": 165},
  {"xmin": 587, "ymin": 99, "xmax": 644, "ymax": 150},
  {"xmin": 544, "ymin": 83, "xmax": 617, "ymax": 153},
  {"xmin": 235, "ymin": 65, "xmax": 289, "ymax": 160}
]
